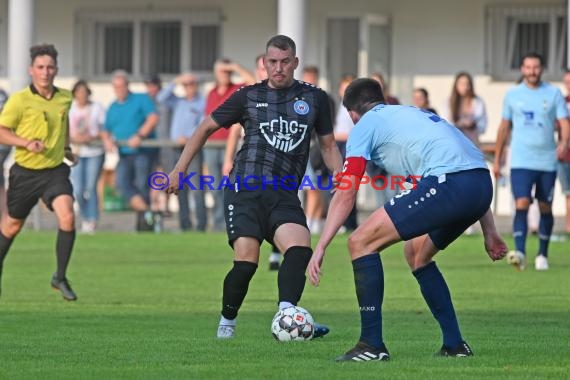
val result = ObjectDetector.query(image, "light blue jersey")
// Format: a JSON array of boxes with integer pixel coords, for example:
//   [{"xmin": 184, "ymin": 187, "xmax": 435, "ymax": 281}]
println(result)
[
  {"xmin": 502, "ymin": 82, "xmax": 568, "ymax": 171},
  {"xmin": 346, "ymin": 105, "xmax": 487, "ymax": 178}
]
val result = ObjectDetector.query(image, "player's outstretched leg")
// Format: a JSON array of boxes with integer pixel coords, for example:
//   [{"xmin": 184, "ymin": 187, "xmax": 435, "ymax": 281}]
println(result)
[
  {"xmin": 217, "ymin": 260, "xmax": 258, "ymax": 339},
  {"xmin": 336, "ymin": 253, "xmax": 389, "ymax": 362},
  {"xmin": 412, "ymin": 262, "xmax": 473, "ymax": 357},
  {"xmin": 277, "ymin": 246, "xmax": 329, "ymax": 338}
]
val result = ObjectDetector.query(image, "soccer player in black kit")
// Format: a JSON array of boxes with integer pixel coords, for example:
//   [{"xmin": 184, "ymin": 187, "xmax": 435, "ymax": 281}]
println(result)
[{"xmin": 166, "ymin": 35, "xmax": 343, "ymax": 338}]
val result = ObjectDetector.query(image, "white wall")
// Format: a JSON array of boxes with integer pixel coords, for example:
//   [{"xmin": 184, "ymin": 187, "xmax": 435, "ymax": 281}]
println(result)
[{"xmin": 32, "ymin": 0, "xmax": 276, "ymax": 77}]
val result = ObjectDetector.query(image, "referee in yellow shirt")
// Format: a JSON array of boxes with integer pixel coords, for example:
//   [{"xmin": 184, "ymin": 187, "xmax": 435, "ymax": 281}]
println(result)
[{"xmin": 0, "ymin": 44, "xmax": 78, "ymax": 301}]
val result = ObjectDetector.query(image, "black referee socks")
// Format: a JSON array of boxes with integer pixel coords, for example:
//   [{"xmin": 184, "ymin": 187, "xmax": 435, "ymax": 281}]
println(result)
[
  {"xmin": 221, "ymin": 261, "xmax": 258, "ymax": 320},
  {"xmin": 56, "ymin": 229, "xmax": 75, "ymax": 280},
  {"xmin": 278, "ymin": 246, "xmax": 312, "ymax": 305},
  {"xmin": 0, "ymin": 231, "xmax": 14, "ymax": 268}
]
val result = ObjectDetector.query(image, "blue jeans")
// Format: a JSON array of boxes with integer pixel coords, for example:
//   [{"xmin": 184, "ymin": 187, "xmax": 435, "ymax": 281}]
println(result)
[
  {"xmin": 177, "ymin": 150, "xmax": 207, "ymax": 230},
  {"xmin": 70, "ymin": 154, "xmax": 104, "ymax": 221},
  {"xmin": 204, "ymin": 146, "xmax": 226, "ymax": 230},
  {"xmin": 116, "ymin": 152, "xmax": 153, "ymax": 205}
]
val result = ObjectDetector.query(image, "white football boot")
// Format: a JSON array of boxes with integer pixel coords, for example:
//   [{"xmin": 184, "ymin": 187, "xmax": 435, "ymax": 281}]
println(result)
[{"xmin": 534, "ymin": 255, "xmax": 549, "ymax": 271}]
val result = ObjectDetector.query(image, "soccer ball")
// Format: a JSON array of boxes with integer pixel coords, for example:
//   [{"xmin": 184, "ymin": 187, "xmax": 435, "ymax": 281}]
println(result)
[
  {"xmin": 271, "ymin": 306, "xmax": 315, "ymax": 342},
  {"xmin": 506, "ymin": 250, "xmax": 526, "ymax": 270},
  {"xmin": 506, "ymin": 250, "xmax": 524, "ymax": 265}
]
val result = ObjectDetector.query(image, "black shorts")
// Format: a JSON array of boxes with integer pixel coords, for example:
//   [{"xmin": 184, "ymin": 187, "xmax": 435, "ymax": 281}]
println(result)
[
  {"xmin": 7, "ymin": 163, "xmax": 74, "ymax": 219},
  {"xmin": 223, "ymin": 186, "xmax": 307, "ymax": 247}
]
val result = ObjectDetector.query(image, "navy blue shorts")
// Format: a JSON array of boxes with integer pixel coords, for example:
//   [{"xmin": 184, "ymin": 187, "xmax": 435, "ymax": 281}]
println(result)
[
  {"xmin": 384, "ymin": 169, "xmax": 492, "ymax": 250},
  {"xmin": 510, "ymin": 168, "xmax": 556, "ymax": 203}
]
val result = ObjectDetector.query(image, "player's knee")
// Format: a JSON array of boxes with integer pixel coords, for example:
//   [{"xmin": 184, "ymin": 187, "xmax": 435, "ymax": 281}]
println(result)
[
  {"xmin": 515, "ymin": 198, "xmax": 530, "ymax": 209},
  {"xmin": 411, "ymin": 256, "xmax": 431, "ymax": 271},
  {"xmin": 57, "ymin": 210, "xmax": 75, "ymax": 230},
  {"xmin": 347, "ymin": 232, "xmax": 365, "ymax": 256},
  {"xmin": 538, "ymin": 202, "xmax": 552, "ymax": 214},
  {"xmin": 3, "ymin": 222, "xmax": 23, "ymax": 238}
]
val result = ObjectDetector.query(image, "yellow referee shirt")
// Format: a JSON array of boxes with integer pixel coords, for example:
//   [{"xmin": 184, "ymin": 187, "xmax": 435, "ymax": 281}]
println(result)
[{"xmin": 0, "ymin": 85, "xmax": 72, "ymax": 169}]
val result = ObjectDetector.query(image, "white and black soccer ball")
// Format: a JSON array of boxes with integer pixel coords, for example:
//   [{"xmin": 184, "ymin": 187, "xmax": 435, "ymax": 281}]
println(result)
[
  {"xmin": 271, "ymin": 306, "xmax": 315, "ymax": 342},
  {"xmin": 506, "ymin": 250, "xmax": 524, "ymax": 265}
]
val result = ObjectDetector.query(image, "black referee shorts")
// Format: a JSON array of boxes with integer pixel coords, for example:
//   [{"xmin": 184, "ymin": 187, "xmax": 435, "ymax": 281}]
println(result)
[
  {"xmin": 223, "ymin": 186, "xmax": 308, "ymax": 247},
  {"xmin": 7, "ymin": 163, "xmax": 74, "ymax": 220}
]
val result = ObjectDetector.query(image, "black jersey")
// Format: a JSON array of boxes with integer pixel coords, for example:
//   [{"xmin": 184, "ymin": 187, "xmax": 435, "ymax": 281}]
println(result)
[{"xmin": 211, "ymin": 80, "xmax": 333, "ymax": 187}]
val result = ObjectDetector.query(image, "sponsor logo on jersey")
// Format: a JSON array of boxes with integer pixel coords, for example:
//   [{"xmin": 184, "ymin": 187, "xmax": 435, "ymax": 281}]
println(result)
[
  {"xmin": 293, "ymin": 100, "xmax": 310, "ymax": 115},
  {"xmin": 522, "ymin": 110, "xmax": 534, "ymax": 121},
  {"xmin": 259, "ymin": 116, "xmax": 308, "ymax": 152}
]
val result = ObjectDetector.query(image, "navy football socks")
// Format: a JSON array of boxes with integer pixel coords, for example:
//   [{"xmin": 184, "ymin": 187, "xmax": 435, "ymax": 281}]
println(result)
[
  {"xmin": 413, "ymin": 262, "xmax": 462, "ymax": 348},
  {"xmin": 352, "ymin": 253, "xmax": 384, "ymax": 349},
  {"xmin": 513, "ymin": 209, "xmax": 528, "ymax": 254},
  {"xmin": 538, "ymin": 212, "xmax": 553, "ymax": 257}
]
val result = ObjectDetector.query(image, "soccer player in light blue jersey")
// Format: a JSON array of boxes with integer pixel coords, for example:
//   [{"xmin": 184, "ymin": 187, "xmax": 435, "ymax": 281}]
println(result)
[
  {"xmin": 307, "ymin": 78, "xmax": 508, "ymax": 361},
  {"xmin": 493, "ymin": 52, "xmax": 570, "ymax": 271}
]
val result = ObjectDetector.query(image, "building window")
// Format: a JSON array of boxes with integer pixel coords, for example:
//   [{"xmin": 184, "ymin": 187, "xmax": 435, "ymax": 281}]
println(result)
[
  {"xmin": 98, "ymin": 22, "xmax": 134, "ymax": 74},
  {"xmin": 486, "ymin": 4, "xmax": 567, "ymax": 81},
  {"xmin": 75, "ymin": 9, "xmax": 221, "ymax": 81},
  {"xmin": 191, "ymin": 25, "xmax": 219, "ymax": 72},
  {"xmin": 142, "ymin": 21, "xmax": 182, "ymax": 74}
]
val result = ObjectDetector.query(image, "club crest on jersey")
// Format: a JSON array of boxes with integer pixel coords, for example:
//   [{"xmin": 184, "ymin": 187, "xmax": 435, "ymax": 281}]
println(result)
[
  {"xmin": 293, "ymin": 100, "xmax": 310, "ymax": 115},
  {"xmin": 259, "ymin": 116, "xmax": 308, "ymax": 153}
]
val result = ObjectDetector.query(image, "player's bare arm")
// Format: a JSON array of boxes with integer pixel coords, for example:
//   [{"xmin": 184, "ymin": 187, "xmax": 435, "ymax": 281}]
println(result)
[
  {"xmin": 493, "ymin": 118, "xmax": 512, "ymax": 179},
  {"xmin": 478, "ymin": 208, "xmax": 508, "ymax": 261},
  {"xmin": 317, "ymin": 133, "xmax": 344, "ymax": 174},
  {"xmin": 166, "ymin": 116, "xmax": 221, "ymax": 194},
  {"xmin": 309, "ymin": 174, "xmax": 360, "ymax": 286},
  {"xmin": 556, "ymin": 117, "xmax": 570, "ymax": 160},
  {"xmin": 0, "ymin": 125, "xmax": 44, "ymax": 152}
]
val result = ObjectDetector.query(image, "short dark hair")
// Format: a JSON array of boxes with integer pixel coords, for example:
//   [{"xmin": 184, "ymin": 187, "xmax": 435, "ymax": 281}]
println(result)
[
  {"xmin": 415, "ymin": 87, "xmax": 429, "ymax": 99},
  {"xmin": 30, "ymin": 44, "xmax": 58, "ymax": 65},
  {"xmin": 521, "ymin": 52, "xmax": 544, "ymax": 67},
  {"xmin": 343, "ymin": 78, "xmax": 386, "ymax": 115},
  {"xmin": 71, "ymin": 80, "xmax": 92, "ymax": 97},
  {"xmin": 266, "ymin": 35, "xmax": 296, "ymax": 56},
  {"xmin": 144, "ymin": 73, "xmax": 162, "ymax": 86}
]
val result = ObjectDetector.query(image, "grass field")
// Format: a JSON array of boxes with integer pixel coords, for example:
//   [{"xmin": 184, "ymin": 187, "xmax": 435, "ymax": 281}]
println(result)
[{"xmin": 0, "ymin": 231, "xmax": 569, "ymax": 379}]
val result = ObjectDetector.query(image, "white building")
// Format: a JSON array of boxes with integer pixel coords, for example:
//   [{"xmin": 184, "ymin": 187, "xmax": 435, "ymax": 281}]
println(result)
[{"xmin": 0, "ymin": 0, "xmax": 567, "ymax": 215}]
